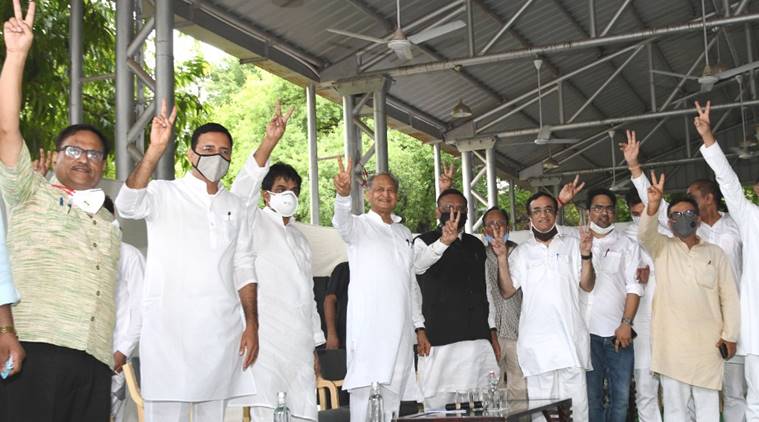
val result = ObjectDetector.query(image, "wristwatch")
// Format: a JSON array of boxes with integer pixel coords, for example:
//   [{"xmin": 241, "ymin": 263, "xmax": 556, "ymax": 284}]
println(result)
[
  {"xmin": 581, "ymin": 253, "xmax": 592, "ymax": 260},
  {"xmin": 621, "ymin": 317, "xmax": 634, "ymax": 326}
]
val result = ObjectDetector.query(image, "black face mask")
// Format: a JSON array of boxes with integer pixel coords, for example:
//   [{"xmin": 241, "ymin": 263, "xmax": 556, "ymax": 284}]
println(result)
[
  {"xmin": 440, "ymin": 212, "xmax": 467, "ymax": 231},
  {"xmin": 531, "ymin": 224, "xmax": 558, "ymax": 242}
]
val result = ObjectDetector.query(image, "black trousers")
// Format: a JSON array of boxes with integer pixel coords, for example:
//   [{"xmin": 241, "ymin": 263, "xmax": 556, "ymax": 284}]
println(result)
[{"xmin": 0, "ymin": 342, "xmax": 112, "ymax": 422}]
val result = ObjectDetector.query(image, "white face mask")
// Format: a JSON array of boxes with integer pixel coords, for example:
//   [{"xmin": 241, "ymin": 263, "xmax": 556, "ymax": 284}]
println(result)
[
  {"xmin": 631, "ymin": 215, "xmax": 641, "ymax": 224},
  {"xmin": 72, "ymin": 189, "xmax": 105, "ymax": 214},
  {"xmin": 590, "ymin": 221, "xmax": 615, "ymax": 235},
  {"xmin": 193, "ymin": 153, "xmax": 230, "ymax": 183},
  {"xmin": 268, "ymin": 190, "xmax": 299, "ymax": 217}
]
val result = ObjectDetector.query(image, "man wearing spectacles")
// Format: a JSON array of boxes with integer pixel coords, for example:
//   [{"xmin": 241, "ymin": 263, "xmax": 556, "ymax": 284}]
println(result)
[
  {"xmin": 0, "ymin": 3, "xmax": 122, "ymax": 421},
  {"xmin": 638, "ymin": 170, "xmax": 739, "ymax": 422},
  {"xmin": 411, "ymin": 185, "xmax": 499, "ymax": 411},
  {"xmin": 581, "ymin": 188, "xmax": 643, "ymax": 422},
  {"xmin": 495, "ymin": 189, "xmax": 595, "ymax": 421},
  {"xmin": 622, "ymin": 129, "xmax": 745, "ymax": 421},
  {"xmin": 482, "ymin": 207, "xmax": 525, "ymax": 402}
]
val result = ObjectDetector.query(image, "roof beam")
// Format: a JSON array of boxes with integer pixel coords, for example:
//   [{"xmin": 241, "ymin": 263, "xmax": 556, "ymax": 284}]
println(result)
[{"xmin": 321, "ymin": 12, "xmax": 759, "ymax": 82}]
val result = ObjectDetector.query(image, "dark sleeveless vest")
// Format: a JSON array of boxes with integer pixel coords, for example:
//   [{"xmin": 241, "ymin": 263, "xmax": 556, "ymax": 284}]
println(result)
[{"xmin": 415, "ymin": 229, "xmax": 490, "ymax": 347}]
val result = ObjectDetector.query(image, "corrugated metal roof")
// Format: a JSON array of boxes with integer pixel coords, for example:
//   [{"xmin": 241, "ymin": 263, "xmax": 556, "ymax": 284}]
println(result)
[{"xmin": 169, "ymin": 0, "xmax": 759, "ymax": 189}]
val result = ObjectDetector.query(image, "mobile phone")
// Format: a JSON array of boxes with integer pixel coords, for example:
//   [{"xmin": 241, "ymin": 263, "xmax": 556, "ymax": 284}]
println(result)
[{"xmin": 719, "ymin": 343, "xmax": 729, "ymax": 359}]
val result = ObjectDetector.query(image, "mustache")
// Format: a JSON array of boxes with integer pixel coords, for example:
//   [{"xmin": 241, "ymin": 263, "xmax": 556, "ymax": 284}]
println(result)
[{"xmin": 72, "ymin": 164, "xmax": 92, "ymax": 172}]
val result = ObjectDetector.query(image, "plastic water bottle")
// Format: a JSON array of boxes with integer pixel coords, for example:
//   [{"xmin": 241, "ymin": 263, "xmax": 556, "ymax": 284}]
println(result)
[
  {"xmin": 273, "ymin": 391, "xmax": 291, "ymax": 422},
  {"xmin": 367, "ymin": 382, "xmax": 385, "ymax": 422},
  {"xmin": 487, "ymin": 370, "xmax": 499, "ymax": 409}
]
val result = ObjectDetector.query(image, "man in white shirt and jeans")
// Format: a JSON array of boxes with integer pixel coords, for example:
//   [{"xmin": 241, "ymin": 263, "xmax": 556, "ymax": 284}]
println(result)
[
  {"xmin": 582, "ymin": 188, "xmax": 642, "ymax": 422},
  {"xmin": 495, "ymin": 191, "xmax": 595, "ymax": 421}
]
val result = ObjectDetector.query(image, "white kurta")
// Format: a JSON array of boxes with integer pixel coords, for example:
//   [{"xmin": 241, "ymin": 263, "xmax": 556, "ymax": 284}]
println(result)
[
  {"xmin": 228, "ymin": 157, "xmax": 325, "ymax": 421},
  {"xmin": 115, "ymin": 173, "xmax": 257, "ymax": 401},
  {"xmin": 507, "ymin": 227, "xmax": 591, "ymax": 377},
  {"xmin": 113, "ymin": 242, "xmax": 146, "ymax": 358},
  {"xmin": 112, "ymin": 242, "xmax": 146, "ymax": 421},
  {"xmin": 700, "ymin": 143, "xmax": 759, "ymax": 357},
  {"xmin": 623, "ymin": 223, "xmax": 658, "ymax": 370},
  {"xmin": 331, "ymin": 195, "xmax": 419, "ymax": 399}
]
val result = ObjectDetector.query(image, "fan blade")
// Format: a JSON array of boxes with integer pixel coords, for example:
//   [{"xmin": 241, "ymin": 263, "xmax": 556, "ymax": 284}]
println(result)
[
  {"xmin": 393, "ymin": 45, "xmax": 413, "ymax": 61},
  {"xmin": 326, "ymin": 29, "xmax": 386, "ymax": 44},
  {"xmin": 714, "ymin": 60, "xmax": 759, "ymax": 81},
  {"xmin": 408, "ymin": 20, "xmax": 466, "ymax": 44}
]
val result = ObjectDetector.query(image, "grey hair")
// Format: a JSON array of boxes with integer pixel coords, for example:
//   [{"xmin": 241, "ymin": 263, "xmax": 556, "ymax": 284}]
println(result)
[{"xmin": 367, "ymin": 172, "xmax": 400, "ymax": 191}]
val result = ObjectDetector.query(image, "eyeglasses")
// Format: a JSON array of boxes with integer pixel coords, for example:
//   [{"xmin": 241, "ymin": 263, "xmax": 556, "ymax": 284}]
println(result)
[
  {"xmin": 484, "ymin": 220, "xmax": 508, "ymax": 229},
  {"xmin": 589, "ymin": 205, "xmax": 616, "ymax": 214},
  {"xmin": 530, "ymin": 207, "xmax": 556, "ymax": 216},
  {"xmin": 58, "ymin": 145, "xmax": 105, "ymax": 162},
  {"xmin": 670, "ymin": 209, "xmax": 698, "ymax": 219},
  {"xmin": 195, "ymin": 144, "xmax": 232, "ymax": 160},
  {"xmin": 440, "ymin": 205, "xmax": 467, "ymax": 213}
]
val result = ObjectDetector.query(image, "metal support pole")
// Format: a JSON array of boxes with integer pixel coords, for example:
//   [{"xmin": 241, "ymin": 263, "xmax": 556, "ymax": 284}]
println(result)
[
  {"xmin": 647, "ymin": 43, "xmax": 656, "ymax": 111},
  {"xmin": 684, "ymin": 116, "xmax": 692, "ymax": 158},
  {"xmin": 568, "ymin": 44, "xmax": 645, "ymax": 123},
  {"xmin": 461, "ymin": 151, "xmax": 474, "ymax": 233},
  {"xmin": 485, "ymin": 147, "xmax": 497, "ymax": 208},
  {"xmin": 306, "ymin": 84, "xmax": 320, "ymax": 225},
  {"xmin": 115, "ymin": 0, "xmax": 133, "ymax": 180},
  {"xmin": 479, "ymin": 0, "xmax": 536, "ymax": 55},
  {"xmin": 589, "ymin": 0, "xmax": 597, "ymax": 38},
  {"xmin": 466, "ymin": 0, "xmax": 475, "ymax": 57},
  {"xmin": 600, "ymin": 0, "xmax": 632, "ymax": 37},
  {"xmin": 155, "ymin": 0, "xmax": 175, "ymax": 180},
  {"xmin": 343, "ymin": 96, "xmax": 363, "ymax": 214},
  {"xmin": 746, "ymin": 24, "xmax": 757, "ymax": 100},
  {"xmin": 557, "ymin": 81, "xmax": 565, "ymax": 124},
  {"xmin": 373, "ymin": 87, "xmax": 389, "ymax": 173},
  {"xmin": 509, "ymin": 179, "xmax": 517, "ymax": 227},
  {"xmin": 433, "ymin": 144, "xmax": 442, "ymax": 202},
  {"xmin": 69, "ymin": 0, "xmax": 83, "ymax": 125}
]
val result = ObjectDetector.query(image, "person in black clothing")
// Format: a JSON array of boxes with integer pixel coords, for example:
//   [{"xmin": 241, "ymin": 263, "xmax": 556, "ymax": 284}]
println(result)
[
  {"xmin": 324, "ymin": 262, "xmax": 349, "ymax": 350},
  {"xmin": 411, "ymin": 188, "xmax": 500, "ymax": 411}
]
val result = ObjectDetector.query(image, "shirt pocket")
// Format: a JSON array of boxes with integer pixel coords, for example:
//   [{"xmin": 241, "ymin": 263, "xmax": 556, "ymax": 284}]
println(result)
[
  {"xmin": 598, "ymin": 250, "xmax": 622, "ymax": 274},
  {"xmin": 694, "ymin": 260, "xmax": 717, "ymax": 289}
]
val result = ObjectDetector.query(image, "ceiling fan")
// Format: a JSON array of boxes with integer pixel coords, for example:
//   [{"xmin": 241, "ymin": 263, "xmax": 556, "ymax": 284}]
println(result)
[
  {"xmin": 694, "ymin": 0, "xmax": 759, "ymax": 92},
  {"xmin": 504, "ymin": 59, "xmax": 579, "ymax": 147},
  {"xmin": 326, "ymin": 0, "xmax": 465, "ymax": 61},
  {"xmin": 730, "ymin": 75, "xmax": 759, "ymax": 159}
]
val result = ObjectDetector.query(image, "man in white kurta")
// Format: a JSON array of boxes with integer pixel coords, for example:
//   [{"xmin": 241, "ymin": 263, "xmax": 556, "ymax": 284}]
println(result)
[
  {"xmin": 332, "ymin": 162, "xmax": 421, "ymax": 422},
  {"xmin": 115, "ymin": 115, "xmax": 258, "ymax": 422},
  {"xmin": 623, "ymin": 128, "xmax": 745, "ymax": 420},
  {"xmin": 495, "ymin": 191, "xmax": 595, "ymax": 421},
  {"xmin": 411, "ymin": 189, "xmax": 499, "ymax": 411},
  {"xmin": 111, "ymin": 242, "xmax": 146, "ymax": 422},
  {"xmin": 696, "ymin": 100, "xmax": 759, "ymax": 421},
  {"xmin": 622, "ymin": 190, "xmax": 662, "ymax": 422},
  {"xmin": 228, "ymin": 134, "xmax": 325, "ymax": 421}
]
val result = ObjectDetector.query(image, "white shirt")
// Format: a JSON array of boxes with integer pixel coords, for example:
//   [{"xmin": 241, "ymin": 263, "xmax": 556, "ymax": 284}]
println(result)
[
  {"xmin": 700, "ymin": 142, "xmax": 759, "ymax": 356},
  {"xmin": 586, "ymin": 230, "xmax": 643, "ymax": 337},
  {"xmin": 624, "ymin": 223, "xmax": 658, "ymax": 370},
  {"xmin": 507, "ymin": 226, "xmax": 591, "ymax": 377},
  {"xmin": 115, "ymin": 174, "xmax": 257, "ymax": 401},
  {"xmin": 228, "ymin": 156, "xmax": 324, "ymax": 421},
  {"xmin": 332, "ymin": 195, "xmax": 417, "ymax": 392},
  {"xmin": 112, "ymin": 242, "xmax": 146, "ymax": 357},
  {"xmin": 631, "ymin": 174, "xmax": 743, "ymax": 286}
]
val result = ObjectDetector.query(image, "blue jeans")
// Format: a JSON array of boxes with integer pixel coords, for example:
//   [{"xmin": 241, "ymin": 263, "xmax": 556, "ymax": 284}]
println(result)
[{"xmin": 586, "ymin": 334, "xmax": 634, "ymax": 422}]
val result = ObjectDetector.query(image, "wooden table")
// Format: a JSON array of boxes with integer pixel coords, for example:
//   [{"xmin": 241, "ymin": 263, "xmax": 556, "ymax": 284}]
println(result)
[{"xmin": 395, "ymin": 398, "xmax": 573, "ymax": 422}]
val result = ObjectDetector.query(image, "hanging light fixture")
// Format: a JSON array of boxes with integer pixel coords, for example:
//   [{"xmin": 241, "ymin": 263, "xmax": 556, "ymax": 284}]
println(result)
[
  {"xmin": 542, "ymin": 157, "xmax": 560, "ymax": 170},
  {"xmin": 451, "ymin": 99, "xmax": 473, "ymax": 118}
]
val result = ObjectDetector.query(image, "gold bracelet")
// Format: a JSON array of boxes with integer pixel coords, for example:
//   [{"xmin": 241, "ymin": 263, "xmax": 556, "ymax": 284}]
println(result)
[{"xmin": 0, "ymin": 326, "xmax": 16, "ymax": 336}]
